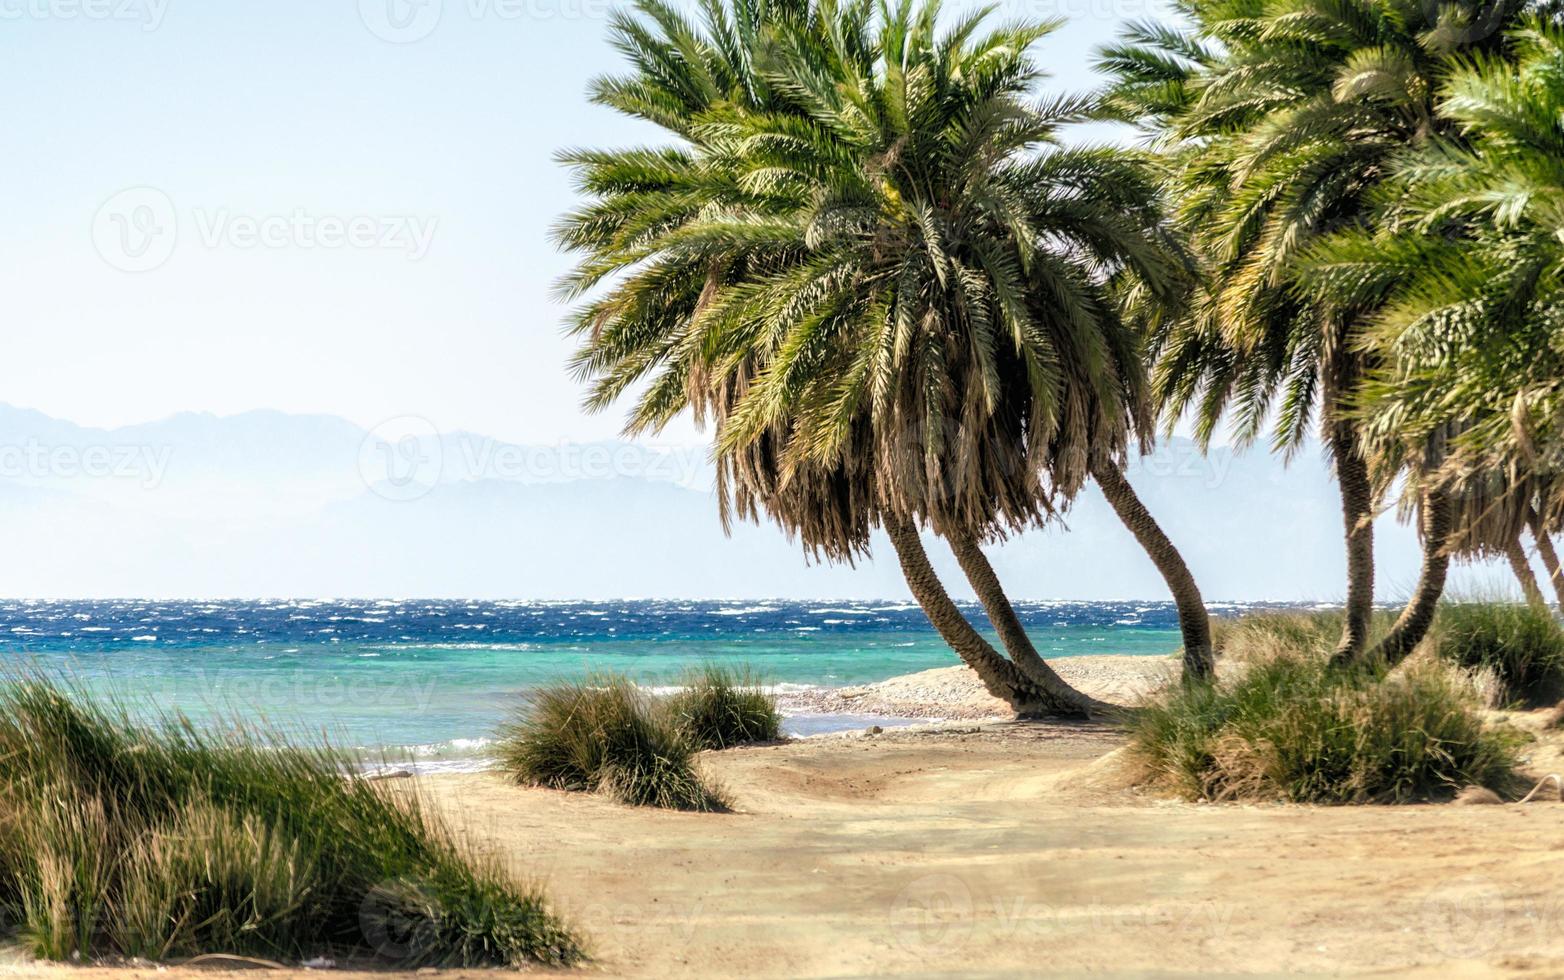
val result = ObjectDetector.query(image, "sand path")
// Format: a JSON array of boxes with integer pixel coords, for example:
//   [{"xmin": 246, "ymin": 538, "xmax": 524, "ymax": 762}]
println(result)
[
  {"xmin": 8, "ymin": 666, "xmax": 1564, "ymax": 977},
  {"xmin": 407, "ymin": 724, "xmax": 1563, "ymax": 978}
]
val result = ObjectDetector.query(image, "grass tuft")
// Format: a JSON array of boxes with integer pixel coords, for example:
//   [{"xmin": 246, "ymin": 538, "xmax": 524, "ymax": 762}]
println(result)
[
  {"xmin": 1211, "ymin": 608, "xmax": 1400, "ymax": 665},
  {"xmin": 498, "ymin": 676, "xmax": 727, "ymax": 811},
  {"xmin": 663, "ymin": 665, "xmax": 782, "ymax": 750},
  {"xmin": 0, "ymin": 676, "xmax": 582, "ymax": 967},
  {"xmin": 1433, "ymin": 599, "xmax": 1564, "ymax": 707},
  {"xmin": 1132, "ymin": 653, "xmax": 1519, "ymax": 804}
]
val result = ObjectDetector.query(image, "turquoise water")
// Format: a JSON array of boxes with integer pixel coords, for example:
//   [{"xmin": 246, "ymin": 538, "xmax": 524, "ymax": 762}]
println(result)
[{"xmin": 0, "ymin": 599, "xmax": 1189, "ymax": 762}]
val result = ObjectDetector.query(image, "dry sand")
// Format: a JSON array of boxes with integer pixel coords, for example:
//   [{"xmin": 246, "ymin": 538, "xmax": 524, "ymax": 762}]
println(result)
[{"xmin": 8, "ymin": 655, "xmax": 1564, "ymax": 979}]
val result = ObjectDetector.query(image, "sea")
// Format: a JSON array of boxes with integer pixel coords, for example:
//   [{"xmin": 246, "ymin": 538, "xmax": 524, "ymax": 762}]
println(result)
[{"xmin": 0, "ymin": 598, "xmax": 1225, "ymax": 770}]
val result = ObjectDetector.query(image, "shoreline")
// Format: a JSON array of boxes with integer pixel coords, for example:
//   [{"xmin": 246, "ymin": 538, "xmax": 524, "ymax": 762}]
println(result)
[
  {"xmin": 359, "ymin": 653, "xmax": 1176, "ymax": 775},
  {"xmin": 773, "ymin": 653, "xmax": 1180, "ymax": 723},
  {"xmin": 373, "ymin": 654, "xmax": 1181, "ymax": 774}
]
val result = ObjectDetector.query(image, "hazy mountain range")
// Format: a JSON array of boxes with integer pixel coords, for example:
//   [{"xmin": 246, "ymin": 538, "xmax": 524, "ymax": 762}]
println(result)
[{"xmin": 0, "ymin": 403, "xmax": 1526, "ymax": 600}]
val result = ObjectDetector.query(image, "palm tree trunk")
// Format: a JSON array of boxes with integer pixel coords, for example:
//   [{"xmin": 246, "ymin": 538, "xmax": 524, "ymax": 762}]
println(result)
[
  {"xmin": 1328, "ymin": 415, "xmax": 1377, "ymax": 661},
  {"xmin": 881, "ymin": 512, "xmax": 1093, "ymax": 718},
  {"xmin": 1505, "ymin": 535, "xmax": 1548, "ymax": 608},
  {"xmin": 1089, "ymin": 459, "xmax": 1214, "ymax": 682},
  {"xmin": 1527, "ymin": 508, "xmax": 1564, "ymax": 608},
  {"xmin": 945, "ymin": 530, "xmax": 1119, "ymax": 717},
  {"xmin": 1365, "ymin": 488, "xmax": 1452, "ymax": 667}
]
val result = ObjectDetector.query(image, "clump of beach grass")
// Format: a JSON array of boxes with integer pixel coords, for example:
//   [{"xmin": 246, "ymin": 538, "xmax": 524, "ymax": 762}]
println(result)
[
  {"xmin": 663, "ymin": 665, "xmax": 781, "ymax": 750},
  {"xmin": 1432, "ymin": 598, "xmax": 1564, "ymax": 707},
  {"xmin": 498, "ymin": 676, "xmax": 727, "ymax": 811},
  {"xmin": 1212, "ymin": 608, "xmax": 1399, "ymax": 665},
  {"xmin": 1132, "ymin": 652, "xmax": 1519, "ymax": 804},
  {"xmin": 0, "ymin": 676, "xmax": 582, "ymax": 967}
]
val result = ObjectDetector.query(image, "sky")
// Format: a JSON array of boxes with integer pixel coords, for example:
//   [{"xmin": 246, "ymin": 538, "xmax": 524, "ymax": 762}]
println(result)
[
  {"xmin": 2, "ymin": 0, "xmax": 1171, "ymax": 446},
  {"xmin": 0, "ymin": 1, "xmax": 1540, "ymax": 601}
]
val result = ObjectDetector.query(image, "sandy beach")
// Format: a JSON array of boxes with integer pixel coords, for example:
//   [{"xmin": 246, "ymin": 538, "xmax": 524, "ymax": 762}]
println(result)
[
  {"xmin": 7, "ymin": 654, "xmax": 1564, "ymax": 979},
  {"xmin": 775, "ymin": 654, "xmax": 1181, "ymax": 720}
]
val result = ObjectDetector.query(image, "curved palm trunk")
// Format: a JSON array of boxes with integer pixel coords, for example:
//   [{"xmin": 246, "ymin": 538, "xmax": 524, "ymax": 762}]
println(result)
[
  {"xmin": 1505, "ymin": 535, "xmax": 1548, "ymax": 608},
  {"xmin": 881, "ymin": 512, "xmax": 1093, "ymax": 719},
  {"xmin": 1526, "ymin": 508, "xmax": 1564, "ymax": 608},
  {"xmin": 1089, "ymin": 459, "xmax": 1214, "ymax": 683},
  {"xmin": 945, "ymin": 531, "xmax": 1119, "ymax": 718},
  {"xmin": 1365, "ymin": 488, "xmax": 1452, "ymax": 667},
  {"xmin": 1329, "ymin": 415, "xmax": 1377, "ymax": 661}
]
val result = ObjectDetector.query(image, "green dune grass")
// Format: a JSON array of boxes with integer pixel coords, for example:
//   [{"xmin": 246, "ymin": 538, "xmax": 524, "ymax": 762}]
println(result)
[
  {"xmin": 498, "ymin": 675, "xmax": 729, "ymax": 811},
  {"xmin": 1434, "ymin": 598, "xmax": 1564, "ymax": 707},
  {"xmin": 0, "ymin": 676, "xmax": 582, "ymax": 967},
  {"xmin": 1137, "ymin": 608, "xmax": 1523, "ymax": 803},
  {"xmin": 663, "ymin": 664, "xmax": 783, "ymax": 750}
]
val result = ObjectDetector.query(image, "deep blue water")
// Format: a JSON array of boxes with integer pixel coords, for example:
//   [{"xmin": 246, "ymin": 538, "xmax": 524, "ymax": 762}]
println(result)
[{"xmin": 0, "ymin": 599, "xmax": 1200, "ymax": 763}]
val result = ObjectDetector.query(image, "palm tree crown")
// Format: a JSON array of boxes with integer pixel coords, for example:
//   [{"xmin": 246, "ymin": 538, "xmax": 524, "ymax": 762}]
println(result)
[
  {"xmin": 1099, "ymin": 0, "xmax": 1532, "ymax": 660},
  {"xmin": 561, "ymin": 0, "xmax": 1185, "ymax": 550},
  {"xmin": 1307, "ymin": 17, "xmax": 1564, "ymax": 488}
]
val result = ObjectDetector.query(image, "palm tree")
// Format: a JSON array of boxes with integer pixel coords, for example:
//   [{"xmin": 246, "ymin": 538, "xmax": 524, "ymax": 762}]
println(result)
[
  {"xmin": 1354, "ymin": 441, "xmax": 1456, "ymax": 665},
  {"xmin": 1370, "ymin": 17, "xmax": 1564, "ymax": 525},
  {"xmin": 696, "ymin": 3, "xmax": 1214, "ymax": 682},
  {"xmin": 1528, "ymin": 505, "xmax": 1564, "ymax": 607},
  {"xmin": 1447, "ymin": 477, "xmax": 1549, "ymax": 608},
  {"xmin": 1505, "ymin": 542, "xmax": 1549, "ymax": 607},
  {"xmin": 556, "ymin": 0, "xmax": 1114, "ymax": 715},
  {"xmin": 1301, "ymin": 15, "xmax": 1564, "ymax": 628},
  {"xmin": 1090, "ymin": 460, "xmax": 1213, "ymax": 678},
  {"xmin": 557, "ymin": 0, "xmax": 1213, "ymax": 712},
  {"xmin": 1100, "ymin": 0, "xmax": 1528, "ymax": 662}
]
